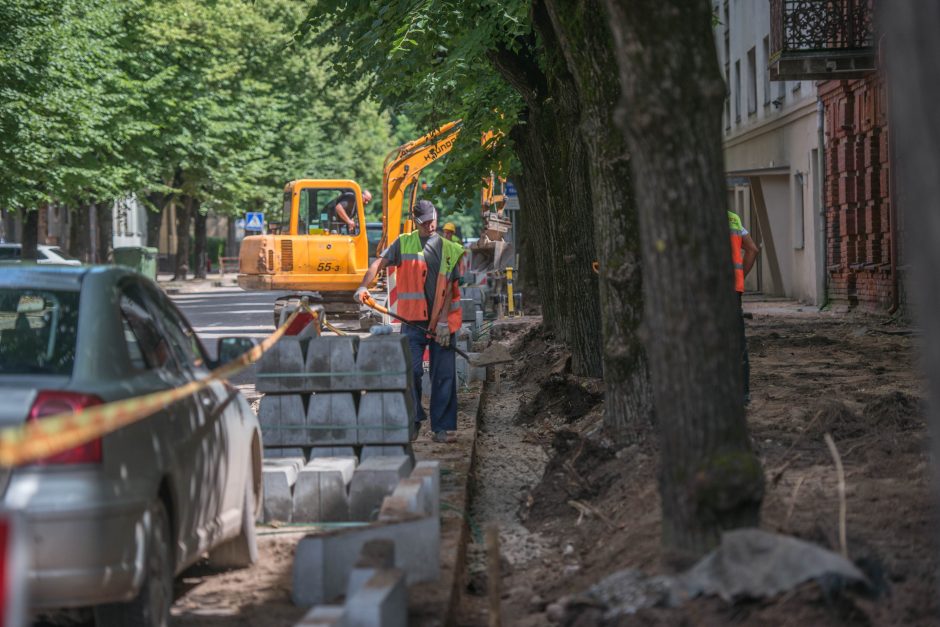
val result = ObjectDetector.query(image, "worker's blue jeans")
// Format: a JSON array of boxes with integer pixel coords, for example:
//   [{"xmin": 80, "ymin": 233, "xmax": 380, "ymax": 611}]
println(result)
[{"xmin": 402, "ymin": 324, "xmax": 457, "ymax": 433}]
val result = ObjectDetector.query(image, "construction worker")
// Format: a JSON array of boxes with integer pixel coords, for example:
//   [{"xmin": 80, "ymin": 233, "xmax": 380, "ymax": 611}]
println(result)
[
  {"xmin": 729, "ymin": 210, "xmax": 760, "ymax": 404},
  {"xmin": 326, "ymin": 189, "xmax": 372, "ymax": 234},
  {"xmin": 356, "ymin": 200, "xmax": 465, "ymax": 443},
  {"xmin": 442, "ymin": 222, "xmax": 458, "ymax": 242}
]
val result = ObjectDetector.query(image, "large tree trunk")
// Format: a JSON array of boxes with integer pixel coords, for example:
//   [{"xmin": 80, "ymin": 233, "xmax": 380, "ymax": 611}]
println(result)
[
  {"xmin": 174, "ymin": 195, "xmax": 193, "ymax": 280},
  {"xmin": 604, "ymin": 0, "xmax": 764, "ymax": 558},
  {"xmin": 194, "ymin": 208, "xmax": 207, "ymax": 279},
  {"xmin": 96, "ymin": 201, "xmax": 112, "ymax": 263},
  {"xmin": 22, "ymin": 210, "xmax": 38, "ymax": 261},
  {"xmin": 543, "ymin": 0, "xmax": 652, "ymax": 443},
  {"xmin": 490, "ymin": 29, "xmax": 603, "ymax": 377},
  {"xmin": 146, "ymin": 191, "xmax": 168, "ymax": 248},
  {"xmin": 68, "ymin": 204, "xmax": 92, "ymax": 263},
  {"xmin": 1, "ymin": 209, "xmax": 15, "ymax": 243}
]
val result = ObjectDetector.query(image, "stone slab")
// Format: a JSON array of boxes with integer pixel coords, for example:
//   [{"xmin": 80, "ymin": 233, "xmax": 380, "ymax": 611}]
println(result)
[
  {"xmin": 307, "ymin": 393, "xmax": 357, "ymax": 446},
  {"xmin": 346, "ymin": 569, "xmax": 407, "ymax": 627},
  {"xmin": 379, "ymin": 478, "xmax": 429, "ymax": 520},
  {"xmin": 259, "ymin": 394, "xmax": 306, "ymax": 447},
  {"xmin": 360, "ymin": 446, "xmax": 410, "ymax": 461},
  {"xmin": 356, "ymin": 336, "xmax": 411, "ymax": 391},
  {"xmin": 357, "ymin": 392, "xmax": 413, "ymax": 444},
  {"xmin": 263, "ymin": 447, "xmax": 305, "ymax": 460},
  {"xmin": 305, "ymin": 336, "xmax": 359, "ymax": 391},
  {"xmin": 291, "ymin": 516, "xmax": 439, "ymax": 606},
  {"xmin": 310, "ymin": 446, "xmax": 356, "ymax": 459},
  {"xmin": 256, "ymin": 339, "xmax": 306, "ymax": 393},
  {"xmin": 347, "ymin": 539, "xmax": 395, "ymax": 599},
  {"xmin": 409, "ymin": 461, "xmax": 441, "ymax": 519},
  {"xmin": 292, "ymin": 457, "xmax": 357, "ymax": 523},
  {"xmin": 261, "ymin": 463, "xmax": 301, "ymax": 523},
  {"xmin": 348, "ymin": 456, "xmax": 413, "ymax": 522},
  {"xmin": 296, "ymin": 606, "xmax": 348, "ymax": 627}
]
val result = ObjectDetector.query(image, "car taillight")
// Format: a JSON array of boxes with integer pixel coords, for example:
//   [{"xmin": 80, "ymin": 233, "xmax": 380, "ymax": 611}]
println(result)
[{"xmin": 27, "ymin": 391, "xmax": 104, "ymax": 465}]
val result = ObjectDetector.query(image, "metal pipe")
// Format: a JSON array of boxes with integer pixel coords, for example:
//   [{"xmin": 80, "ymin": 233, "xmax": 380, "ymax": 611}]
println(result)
[{"xmin": 816, "ymin": 98, "xmax": 829, "ymax": 309}]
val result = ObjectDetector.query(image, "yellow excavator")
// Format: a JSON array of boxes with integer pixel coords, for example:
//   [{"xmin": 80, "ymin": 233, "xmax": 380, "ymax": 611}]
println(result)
[{"xmin": 237, "ymin": 121, "xmax": 463, "ymax": 326}]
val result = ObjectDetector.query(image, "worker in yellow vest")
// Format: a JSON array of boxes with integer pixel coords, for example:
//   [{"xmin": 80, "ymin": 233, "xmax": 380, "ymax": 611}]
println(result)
[
  {"xmin": 357, "ymin": 200, "xmax": 465, "ymax": 443},
  {"xmin": 729, "ymin": 211, "xmax": 760, "ymax": 404}
]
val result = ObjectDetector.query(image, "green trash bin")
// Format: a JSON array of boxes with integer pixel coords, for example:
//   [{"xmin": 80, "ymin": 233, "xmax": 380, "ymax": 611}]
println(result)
[{"xmin": 113, "ymin": 246, "xmax": 158, "ymax": 280}]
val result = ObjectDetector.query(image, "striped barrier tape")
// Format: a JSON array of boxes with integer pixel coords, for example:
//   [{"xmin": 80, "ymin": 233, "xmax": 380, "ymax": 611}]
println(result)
[{"xmin": 0, "ymin": 305, "xmax": 309, "ymax": 468}]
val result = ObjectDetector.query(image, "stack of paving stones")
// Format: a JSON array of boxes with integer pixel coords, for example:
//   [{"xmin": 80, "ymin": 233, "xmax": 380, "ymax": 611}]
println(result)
[{"xmin": 257, "ymin": 334, "xmax": 419, "ymax": 524}]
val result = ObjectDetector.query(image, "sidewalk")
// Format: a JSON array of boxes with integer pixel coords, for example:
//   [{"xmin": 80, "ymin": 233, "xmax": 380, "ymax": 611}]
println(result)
[{"xmin": 156, "ymin": 272, "xmax": 242, "ymax": 294}]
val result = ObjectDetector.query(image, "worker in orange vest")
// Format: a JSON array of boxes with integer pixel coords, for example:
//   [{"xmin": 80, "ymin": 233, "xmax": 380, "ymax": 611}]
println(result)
[{"xmin": 729, "ymin": 211, "xmax": 760, "ymax": 404}]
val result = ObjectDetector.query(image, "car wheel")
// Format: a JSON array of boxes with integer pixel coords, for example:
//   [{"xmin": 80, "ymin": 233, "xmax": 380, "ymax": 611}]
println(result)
[
  {"xmin": 207, "ymin": 471, "xmax": 258, "ymax": 568},
  {"xmin": 94, "ymin": 500, "xmax": 173, "ymax": 627}
]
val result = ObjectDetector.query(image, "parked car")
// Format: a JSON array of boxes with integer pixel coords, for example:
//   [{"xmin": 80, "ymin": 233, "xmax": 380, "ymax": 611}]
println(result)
[
  {"xmin": 0, "ymin": 243, "xmax": 82, "ymax": 266},
  {"xmin": 366, "ymin": 221, "xmax": 383, "ymax": 259},
  {"xmin": 0, "ymin": 265, "xmax": 262, "ymax": 626}
]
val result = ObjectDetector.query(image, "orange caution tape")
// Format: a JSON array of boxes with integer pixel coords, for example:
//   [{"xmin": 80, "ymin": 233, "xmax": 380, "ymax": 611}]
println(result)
[{"xmin": 0, "ymin": 306, "xmax": 308, "ymax": 468}]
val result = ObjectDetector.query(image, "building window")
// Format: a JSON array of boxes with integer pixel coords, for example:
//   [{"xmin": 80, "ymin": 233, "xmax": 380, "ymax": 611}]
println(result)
[
  {"xmin": 734, "ymin": 60, "xmax": 741, "ymax": 122},
  {"xmin": 762, "ymin": 37, "xmax": 771, "ymax": 107},
  {"xmin": 746, "ymin": 47, "xmax": 757, "ymax": 116},
  {"xmin": 793, "ymin": 171, "xmax": 805, "ymax": 250}
]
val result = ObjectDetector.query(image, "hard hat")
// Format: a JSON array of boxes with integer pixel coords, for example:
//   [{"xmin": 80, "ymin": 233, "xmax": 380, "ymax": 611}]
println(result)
[{"xmin": 443, "ymin": 222, "xmax": 456, "ymax": 233}]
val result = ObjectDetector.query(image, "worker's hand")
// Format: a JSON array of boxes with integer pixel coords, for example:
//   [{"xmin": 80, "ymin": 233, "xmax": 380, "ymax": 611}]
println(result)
[
  {"xmin": 354, "ymin": 287, "xmax": 371, "ymax": 304},
  {"xmin": 435, "ymin": 323, "xmax": 451, "ymax": 347}
]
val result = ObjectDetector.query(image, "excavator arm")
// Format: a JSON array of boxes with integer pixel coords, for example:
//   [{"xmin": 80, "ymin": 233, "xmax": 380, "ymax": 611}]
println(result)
[{"xmin": 378, "ymin": 120, "xmax": 463, "ymax": 252}]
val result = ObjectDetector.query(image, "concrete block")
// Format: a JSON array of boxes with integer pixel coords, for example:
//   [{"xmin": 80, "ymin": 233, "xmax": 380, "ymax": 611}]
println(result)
[
  {"xmin": 307, "ymin": 393, "xmax": 357, "ymax": 446},
  {"xmin": 360, "ymin": 446, "xmax": 409, "ymax": 461},
  {"xmin": 259, "ymin": 395, "xmax": 306, "ymax": 447},
  {"xmin": 456, "ymin": 353, "xmax": 485, "ymax": 384},
  {"xmin": 379, "ymin": 478, "xmax": 429, "ymax": 520},
  {"xmin": 257, "ymin": 339, "xmax": 306, "ymax": 393},
  {"xmin": 410, "ymin": 461, "xmax": 441, "ymax": 519},
  {"xmin": 264, "ymin": 447, "xmax": 305, "ymax": 460},
  {"xmin": 348, "ymin": 456, "xmax": 413, "ymax": 522},
  {"xmin": 291, "ymin": 516, "xmax": 439, "ymax": 606},
  {"xmin": 305, "ymin": 336, "xmax": 360, "ymax": 391},
  {"xmin": 296, "ymin": 606, "xmax": 348, "ymax": 627},
  {"xmin": 346, "ymin": 569, "xmax": 407, "ymax": 627},
  {"xmin": 292, "ymin": 457, "xmax": 357, "ymax": 523},
  {"xmin": 262, "ymin": 461, "xmax": 302, "ymax": 523},
  {"xmin": 357, "ymin": 392, "xmax": 413, "ymax": 444},
  {"xmin": 355, "ymin": 336, "xmax": 411, "ymax": 391},
  {"xmin": 309, "ymin": 446, "xmax": 356, "ymax": 459},
  {"xmin": 346, "ymin": 539, "xmax": 395, "ymax": 599}
]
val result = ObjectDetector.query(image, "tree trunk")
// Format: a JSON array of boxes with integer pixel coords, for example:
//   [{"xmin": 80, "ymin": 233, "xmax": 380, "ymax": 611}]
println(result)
[
  {"xmin": 603, "ymin": 0, "xmax": 763, "ymax": 558},
  {"xmin": 489, "ymin": 25, "xmax": 603, "ymax": 377},
  {"xmin": 226, "ymin": 215, "xmax": 238, "ymax": 258},
  {"xmin": 146, "ymin": 191, "xmax": 167, "ymax": 248},
  {"xmin": 543, "ymin": 0, "xmax": 652, "ymax": 443},
  {"xmin": 194, "ymin": 207, "xmax": 207, "ymax": 279},
  {"xmin": 97, "ymin": 201, "xmax": 112, "ymax": 263},
  {"xmin": 68, "ymin": 204, "xmax": 92, "ymax": 263},
  {"xmin": 22, "ymin": 210, "xmax": 38, "ymax": 261},
  {"xmin": 174, "ymin": 195, "xmax": 192, "ymax": 280},
  {"xmin": 1, "ymin": 209, "xmax": 15, "ymax": 243},
  {"xmin": 882, "ymin": 2, "xmax": 940, "ymax": 558}
]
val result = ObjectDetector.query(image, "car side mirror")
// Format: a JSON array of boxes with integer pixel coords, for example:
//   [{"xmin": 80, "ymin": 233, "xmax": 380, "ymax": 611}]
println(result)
[{"xmin": 216, "ymin": 337, "xmax": 257, "ymax": 366}]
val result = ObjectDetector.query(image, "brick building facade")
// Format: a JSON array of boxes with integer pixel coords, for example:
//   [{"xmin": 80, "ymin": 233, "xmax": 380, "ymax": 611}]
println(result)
[{"xmin": 819, "ymin": 72, "xmax": 899, "ymax": 311}]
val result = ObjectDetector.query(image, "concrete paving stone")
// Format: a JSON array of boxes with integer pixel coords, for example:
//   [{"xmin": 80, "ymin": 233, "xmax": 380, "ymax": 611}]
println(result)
[
  {"xmin": 296, "ymin": 606, "xmax": 348, "ymax": 627},
  {"xmin": 263, "ymin": 447, "xmax": 306, "ymax": 460},
  {"xmin": 409, "ymin": 461, "xmax": 441, "ymax": 519},
  {"xmin": 456, "ymin": 352, "xmax": 486, "ymax": 384},
  {"xmin": 307, "ymin": 393, "xmax": 358, "ymax": 446},
  {"xmin": 262, "ymin": 463, "xmax": 301, "ymax": 523},
  {"xmin": 292, "ymin": 457, "xmax": 357, "ymax": 523},
  {"xmin": 355, "ymin": 336, "xmax": 411, "ymax": 391},
  {"xmin": 345, "ymin": 569, "xmax": 407, "ymax": 627},
  {"xmin": 348, "ymin": 456, "xmax": 413, "ymax": 522},
  {"xmin": 257, "ymin": 339, "xmax": 306, "ymax": 393},
  {"xmin": 357, "ymin": 392, "xmax": 413, "ymax": 444},
  {"xmin": 346, "ymin": 539, "xmax": 395, "ymax": 599},
  {"xmin": 379, "ymin": 478, "xmax": 428, "ymax": 521},
  {"xmin": 263, "ymin": 457, "xmax": 306, "ymax": 473},
  {"xmin": 360, "ymin": 445, "xmax": 409, "ymax": 461},
  {"xmin": 259, "ymin": 395, "xmax": 306, "ymax": 447},
  {"xmin": 309, "ymin": 446, "xmax": 356, "ymax": 458},
  {"xmin": 305, "ymin": 336, "xmax": 360, "ymax": 391},
  {"xmin": 291, "ymin": 515, "xmax": 439, "ymax": 606}
]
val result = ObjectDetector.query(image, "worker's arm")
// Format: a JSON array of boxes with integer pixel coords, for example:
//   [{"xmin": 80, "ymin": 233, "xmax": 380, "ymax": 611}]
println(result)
[
  {"xmin": 355, "ymin": 255, "xmax": 390, "ymax": 303},
  {"xmin": 742, "ymin": 234, "xmax": 760, "ymax": 277},
  {"xmin": 334, "ymin": 200, "xmax": 356, "ymax": 231}
]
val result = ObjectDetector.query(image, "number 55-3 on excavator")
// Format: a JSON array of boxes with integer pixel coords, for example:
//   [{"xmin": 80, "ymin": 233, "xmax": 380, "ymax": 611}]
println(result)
[{"xmin": 236, "ymin": 121, "xmax": 462, "ymax": 327}]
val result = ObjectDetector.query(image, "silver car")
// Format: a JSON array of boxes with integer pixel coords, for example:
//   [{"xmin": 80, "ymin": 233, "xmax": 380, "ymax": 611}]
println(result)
[{"xmin": 0, "ymin": 266, "xmax": 262, "ymax": 626}]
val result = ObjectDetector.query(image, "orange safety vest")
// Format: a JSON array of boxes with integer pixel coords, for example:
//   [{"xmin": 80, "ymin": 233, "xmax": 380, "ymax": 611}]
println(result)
[
  {"xmin": 728, "ymin": 211, "xmax": 745, "ymax": 293},
  {"xmin": 388, "ymin": 232, "xmax": 465, "ymax": 333}
]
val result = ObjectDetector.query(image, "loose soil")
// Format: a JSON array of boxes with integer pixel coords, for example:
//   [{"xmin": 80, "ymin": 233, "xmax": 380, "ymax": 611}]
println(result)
[{"xmin": 458, "ymin": 299, "xmax": 936, "ymax": 626}]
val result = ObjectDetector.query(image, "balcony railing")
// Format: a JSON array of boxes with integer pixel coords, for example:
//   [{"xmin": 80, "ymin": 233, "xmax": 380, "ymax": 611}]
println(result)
[{"xmin": 769, "ymin": 0, "xmax": 876, "ymax": 81}]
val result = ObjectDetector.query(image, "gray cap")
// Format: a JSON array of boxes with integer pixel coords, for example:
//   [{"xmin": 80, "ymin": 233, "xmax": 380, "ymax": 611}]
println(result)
[{"xmin": 413, "ymin": 200, "xmax": 437, "ymax": 225}]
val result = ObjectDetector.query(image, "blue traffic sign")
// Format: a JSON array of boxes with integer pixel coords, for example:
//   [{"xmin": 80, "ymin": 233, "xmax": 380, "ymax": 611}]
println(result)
[
  {"xmin": 504, "ymin": 181, "xmax": 517, "ymax": 197},
  {"xmin": 245, "ymin": 212, "xmax": 264, "ymax": 231}
]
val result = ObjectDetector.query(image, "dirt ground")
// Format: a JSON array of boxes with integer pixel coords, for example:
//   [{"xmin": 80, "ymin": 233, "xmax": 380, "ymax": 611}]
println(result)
[{"xmin": 457, "ymin": 298, "xmax": 937, "ymax": 626}]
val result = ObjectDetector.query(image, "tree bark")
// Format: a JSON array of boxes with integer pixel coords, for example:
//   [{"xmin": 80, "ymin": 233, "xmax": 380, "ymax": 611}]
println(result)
[
  {"xmin": 194, "ymin": 208, "xmax": 207, "ymax": 279},
  {"xmin": 68, "ymin": 204, "xmax": 92, "ymax": 263},
  {"xmin": 489, "ymin": 22, "xmax": 603, "ymax": 377},
  {"xmin": 96, "ymin": 201, "xmax": 112, "ymax": 263},
  {"xmin": 22, "ymin": 210, "xmax": 38, "ymax": 261},
  {"xmin": 1, "ymin": 209, "xmax": 15, "ymax": 243},
  {"xmin": 174, "ymin": 195, "xmax": 193, "ymax": 281},
  {"xmin": 146, "ymin": 191, "xmax": 168, "ymax": 249},
  {"xmin": 603, "ymin": 0, "xmax": 763, "ymax": 558},
  {"xmin": 543, "ymin": 0, "xmax": 652, "ymax": 443}
]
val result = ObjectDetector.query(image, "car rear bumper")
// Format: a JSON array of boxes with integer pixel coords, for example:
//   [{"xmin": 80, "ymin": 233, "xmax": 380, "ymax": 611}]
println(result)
[{"xmin": 5, "ymin": 473, "xmax": 152, "ymax": 609}]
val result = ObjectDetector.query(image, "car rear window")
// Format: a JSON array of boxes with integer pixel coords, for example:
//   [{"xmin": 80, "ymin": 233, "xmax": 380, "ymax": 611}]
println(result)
[{"xmin": 0, "ymin": 289, "xmax": 80, "ymax": 375}]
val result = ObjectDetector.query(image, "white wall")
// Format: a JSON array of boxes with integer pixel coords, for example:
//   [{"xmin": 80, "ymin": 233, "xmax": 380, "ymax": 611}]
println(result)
[{"xmin": 113, "ymin": 196, "xmax": 147, "ymax": 248}]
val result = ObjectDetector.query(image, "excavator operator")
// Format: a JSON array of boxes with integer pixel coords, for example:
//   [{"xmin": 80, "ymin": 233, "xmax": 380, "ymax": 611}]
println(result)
[{"xmin": 324, "ymin": 189, "xmax": 371, "ymax": 234}]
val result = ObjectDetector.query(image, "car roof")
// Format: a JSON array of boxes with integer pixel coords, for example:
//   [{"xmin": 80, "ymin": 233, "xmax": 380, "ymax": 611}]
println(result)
[{"xmin": 0, "ymin": 264, "xmax": 136, "ymax": 290}]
